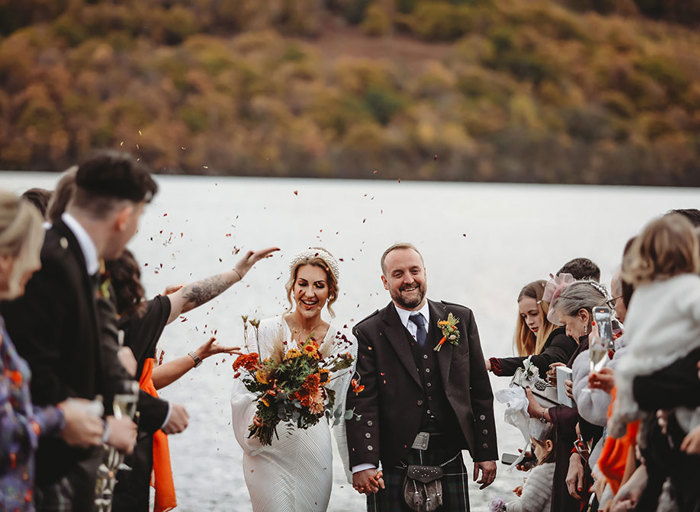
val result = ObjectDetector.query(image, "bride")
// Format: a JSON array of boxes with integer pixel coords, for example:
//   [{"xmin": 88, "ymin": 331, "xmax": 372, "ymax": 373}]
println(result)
[{"xmin": 230, "ymin": 248, "xmax": 356, "ymax": 511}]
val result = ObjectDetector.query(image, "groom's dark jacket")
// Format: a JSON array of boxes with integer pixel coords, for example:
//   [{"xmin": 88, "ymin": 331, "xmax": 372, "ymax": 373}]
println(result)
[{"xmin": 346, "ymin": 299, "xmax": 498, "ymax": 468}]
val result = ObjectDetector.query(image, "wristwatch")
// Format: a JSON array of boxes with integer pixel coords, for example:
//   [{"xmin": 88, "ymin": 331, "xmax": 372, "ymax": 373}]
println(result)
[{"xmin": 188, "ymin": 351, "xmax": 203, "ymax": 368}]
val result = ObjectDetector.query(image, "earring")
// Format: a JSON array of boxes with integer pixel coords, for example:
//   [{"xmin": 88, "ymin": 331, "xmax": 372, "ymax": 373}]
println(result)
[{"xmin": 584, "ymin": 324, "xmax": 588, "ymax": 335}]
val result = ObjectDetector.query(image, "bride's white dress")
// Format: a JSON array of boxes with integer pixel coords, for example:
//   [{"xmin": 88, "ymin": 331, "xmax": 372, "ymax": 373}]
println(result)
[{"xmin": 230, "ymin": 316, "xmax": 355, "ymax": 512}]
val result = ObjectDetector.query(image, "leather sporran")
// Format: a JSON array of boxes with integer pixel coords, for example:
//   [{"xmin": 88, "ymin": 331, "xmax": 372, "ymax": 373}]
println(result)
[{"xmin": 402, "ymin": 465, "xmax": 444, "ymax": 512}]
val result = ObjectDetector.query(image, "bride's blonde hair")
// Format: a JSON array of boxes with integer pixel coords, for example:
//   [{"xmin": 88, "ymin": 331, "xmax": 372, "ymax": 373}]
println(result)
[{"xmin": 285, "ymin": 248, "xmax": 339, "ymax": 317}]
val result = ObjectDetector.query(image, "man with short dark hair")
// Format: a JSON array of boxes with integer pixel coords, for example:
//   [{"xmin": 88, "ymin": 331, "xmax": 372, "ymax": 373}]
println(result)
[
  {"xmin": 1, "ymin": 151, "xmax": 159, "ymax": 511},
  {"xmin": 557, "ymin": 257, "xmax": 601, "ymax": 282},
  {"xmin": 346, "ymin": 244, "xmax": 497, "ymax": 511}
]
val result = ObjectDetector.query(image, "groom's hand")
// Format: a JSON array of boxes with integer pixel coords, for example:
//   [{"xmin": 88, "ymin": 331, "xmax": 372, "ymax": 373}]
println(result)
[
  {"xmin": 473, "ymin": 461, "xmax": 497, "ymax": 489},
  {"xmin": 353, "ymin": 469, "xmax": 384, "ymax": 495}
]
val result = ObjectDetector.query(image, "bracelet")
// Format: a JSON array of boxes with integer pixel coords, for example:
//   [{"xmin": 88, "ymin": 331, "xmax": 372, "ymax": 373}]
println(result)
[
  {"xmin": 539, "ymin": 409, "xmax": 547, "ymax": 423},
  {"xmin": 232, "ymin": 268, "xmax": 243, "ymax": 281},
  {"xmin": 188, "ymin": 351, "xmax": 202, "ymax": 368}
]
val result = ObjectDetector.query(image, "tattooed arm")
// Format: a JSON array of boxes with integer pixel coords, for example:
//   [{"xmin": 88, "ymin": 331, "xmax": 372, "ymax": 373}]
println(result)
[{"xmin": 164, "ymin": 247, "xmax": 279, "ymax": 324}]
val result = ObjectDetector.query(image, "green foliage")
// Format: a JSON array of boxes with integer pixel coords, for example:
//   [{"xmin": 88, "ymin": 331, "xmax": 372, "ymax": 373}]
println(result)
[
  {"xmin": 361, "ymin": 5, "xmax": 392, "ymax": 37},
  {"xmin": 363, "ymin": 85, "xmax": 405, "ymax": 124}
]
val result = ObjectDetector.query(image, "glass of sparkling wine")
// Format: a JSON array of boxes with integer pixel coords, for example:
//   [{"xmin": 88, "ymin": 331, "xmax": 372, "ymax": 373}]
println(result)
[
  {"xmin": 113, "ymin": 380, "xmax": 139, "ymax": 471},
  {"xmin": 589, "ymin": 331, "xmax": 608, "ymax": 373}
]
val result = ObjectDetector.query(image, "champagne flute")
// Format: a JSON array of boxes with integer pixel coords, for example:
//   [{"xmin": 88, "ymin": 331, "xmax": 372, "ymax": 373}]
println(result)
[
  {"xmin": 588, "ymin": 326, "xmax": 608, "ymax": 373},
  {"xmin": 590, "ymin": 307, "xmax": 615, "ymax": 374},
  {"xmin": 112, "ymin": 380, "xmax": 139, "ymax": 472}
]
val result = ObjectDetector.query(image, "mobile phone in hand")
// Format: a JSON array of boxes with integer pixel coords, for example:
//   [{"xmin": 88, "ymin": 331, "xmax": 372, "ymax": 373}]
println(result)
[{"xmin": 501, "ymin": 453, "xmax": 519, "ymax": 465}]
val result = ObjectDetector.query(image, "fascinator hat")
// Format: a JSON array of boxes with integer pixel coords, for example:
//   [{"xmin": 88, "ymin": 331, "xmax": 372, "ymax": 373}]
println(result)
[
  {"xmin": 544, "ymin": 273, "xmax": 611, "ymax": 325},
  {"xmin": 543, "ymin": 273, "xmax": 575, "ymax": 324}
]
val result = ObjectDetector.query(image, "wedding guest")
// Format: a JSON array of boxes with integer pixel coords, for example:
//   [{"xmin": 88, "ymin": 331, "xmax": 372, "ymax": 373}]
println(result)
[
  {"xmin": 670, "ymin": 207, "xmax": 700, "ymax": 226},
  {"xmin": 525, "ymin": 279, "xmax": 608, "ymax": 512},
  {"xmin": 20, "ymin": 188, "xmax": 51, "ymax": 218},
  {"xmin": 0, "ymin": 190, "xmax": 105, "ymax": 511},
  {"xmin": 105, "ymin": 245, "xmax": 278, "ymax": 512},
  {"xmin": 492, "ymin": 420, "xmax": 556, "ymax": 512},
  {"xmin": 347, "ymin": 243, "xmax": 497, "ymax": 511},
  {"xmin": 231, "ymin": 247, "xmax": 355, "ymax": 511},
  {"xmin": 46, "ymin": 166, "xmax": 77, "ymax": 225},
  {"xmin": 486, "ymin": 280, "xmax": 577, "ymax": 378},
  {"xmin": 610, "ymin": 213, "xmax": 700, "ymax": 511},
  {"xmin": 609, "ymin": 269, "xmax": 627, "ymax": 324},
  {"xmin": 557, "ymin": 257, "xmax": 600, "ymax": 282},
  {"xmin": 0, "ymin": 151, "xmax": 155, "ymax": 511}
]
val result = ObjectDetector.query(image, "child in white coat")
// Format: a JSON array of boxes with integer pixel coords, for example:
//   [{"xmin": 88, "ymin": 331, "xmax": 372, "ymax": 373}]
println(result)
[{"xmin": 491, "ymin": 420, "xmax": 556, "ymax": 512}]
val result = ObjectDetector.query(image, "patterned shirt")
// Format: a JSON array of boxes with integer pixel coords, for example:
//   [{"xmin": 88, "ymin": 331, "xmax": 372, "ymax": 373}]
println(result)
[{"xmin": 1, "ymin": 317, "xmax": 64, "ymax": 511}]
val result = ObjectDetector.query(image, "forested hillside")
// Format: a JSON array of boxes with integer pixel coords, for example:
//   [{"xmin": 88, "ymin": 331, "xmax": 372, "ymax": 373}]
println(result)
[{"xmin": 1, "ymin": 0, "xmax": 698, "ymax": 185}]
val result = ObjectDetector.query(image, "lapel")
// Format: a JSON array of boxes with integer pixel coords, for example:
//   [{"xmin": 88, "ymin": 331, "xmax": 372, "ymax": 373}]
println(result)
[
  {"xmin": 428, "ymin": 300, "xmax": 453, "ymax": 390},
  {"xmin": 52, "ymin": 220, "xmax": 101, "ymax": 345},
  {"xmin": 380, "ymin": 303, "xmax": 422, "ymax": 389}
]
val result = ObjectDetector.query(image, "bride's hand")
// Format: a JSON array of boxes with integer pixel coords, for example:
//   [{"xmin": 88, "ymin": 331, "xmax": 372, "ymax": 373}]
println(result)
[{"xmin": 233, "ymin": 247, "xmax": 280, "ymax": 279}]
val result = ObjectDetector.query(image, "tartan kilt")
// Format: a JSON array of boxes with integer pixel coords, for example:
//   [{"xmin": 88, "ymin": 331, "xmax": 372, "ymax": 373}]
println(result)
[{"xmin": 367, "ymin": 449, "xmax": 470, "ymax": 512}]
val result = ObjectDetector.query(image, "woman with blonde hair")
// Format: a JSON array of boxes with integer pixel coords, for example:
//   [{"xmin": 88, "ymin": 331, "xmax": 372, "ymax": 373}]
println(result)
[
  {"xmin": 230, "ymin": 247, "xmax": 356, "ymax": 511},
  {"xmin": 0, "ymin": 191, "xmax": 104, "ymax": 511},
  {"xmin": 487, "ymin": 280, "xmax": 577, "ymax": 378}
]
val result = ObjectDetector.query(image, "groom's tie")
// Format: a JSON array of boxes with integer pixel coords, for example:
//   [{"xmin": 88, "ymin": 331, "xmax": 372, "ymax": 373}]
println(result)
[{"xmin": 409, "ymin": 313, "xmax": 427, "ymax": 348}]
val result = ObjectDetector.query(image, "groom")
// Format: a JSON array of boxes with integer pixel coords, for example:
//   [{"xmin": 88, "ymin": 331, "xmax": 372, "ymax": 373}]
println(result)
[{"xmin": 346, "ymin": 243, "xmax": 497, "ymax": 511}]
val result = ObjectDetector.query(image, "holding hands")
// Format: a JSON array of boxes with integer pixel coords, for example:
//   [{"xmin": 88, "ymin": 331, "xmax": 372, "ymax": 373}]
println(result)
[{"xmin": 353, "ymin": 469, "xmax": 385, "ymax": 495}]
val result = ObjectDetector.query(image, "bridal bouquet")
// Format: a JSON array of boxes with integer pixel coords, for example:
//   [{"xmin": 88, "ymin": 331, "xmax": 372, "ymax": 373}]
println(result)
[{"xmin": 232, "ymin": 318, "xmax": 355, "ymax": 445}]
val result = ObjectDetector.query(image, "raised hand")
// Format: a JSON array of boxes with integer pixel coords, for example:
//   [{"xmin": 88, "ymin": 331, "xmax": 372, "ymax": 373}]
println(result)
[
  {"xmin": 196, "ymin": 336, "xmax": 242, "ymax": 360},
  {"xmin": 233, "ymin": 247, "xmax": 280, "ymax": 279}
]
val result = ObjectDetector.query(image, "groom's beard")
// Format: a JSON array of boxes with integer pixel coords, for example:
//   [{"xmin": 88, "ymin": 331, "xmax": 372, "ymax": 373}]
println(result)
[{"xmin": 391, "ymin": 282, "xmax": 426, "ymax": 310}]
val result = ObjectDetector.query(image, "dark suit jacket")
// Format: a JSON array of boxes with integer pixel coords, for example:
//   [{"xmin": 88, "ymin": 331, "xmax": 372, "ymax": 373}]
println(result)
[
  {"xmin": 0, "ymin": 219, "xmax": 105, "ymax": 502},
  {"xmin": 345, "ymin": 299, "xmax": 498, "ymax": 468},
  {"xmin": 95, "ymin": 292, "xmax": 169, "ymax": 433}
]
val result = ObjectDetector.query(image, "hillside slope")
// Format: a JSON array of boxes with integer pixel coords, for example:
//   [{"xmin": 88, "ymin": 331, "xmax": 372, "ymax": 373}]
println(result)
[{"xmin": 0, "ymin": 0, "xmax": 698, "ymax": 185}]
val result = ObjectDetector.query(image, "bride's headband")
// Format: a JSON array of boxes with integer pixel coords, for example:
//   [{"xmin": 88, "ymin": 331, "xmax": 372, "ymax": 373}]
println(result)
[{"xmin": 289, "ymin": 247, "xmax": 340, "ymax": 282}]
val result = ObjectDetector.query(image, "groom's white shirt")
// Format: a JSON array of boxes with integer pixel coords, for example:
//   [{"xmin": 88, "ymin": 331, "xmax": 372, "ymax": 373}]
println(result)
[{"xmin": 351, "ymin": 301, "xmax": 431, "ymax": 474}]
